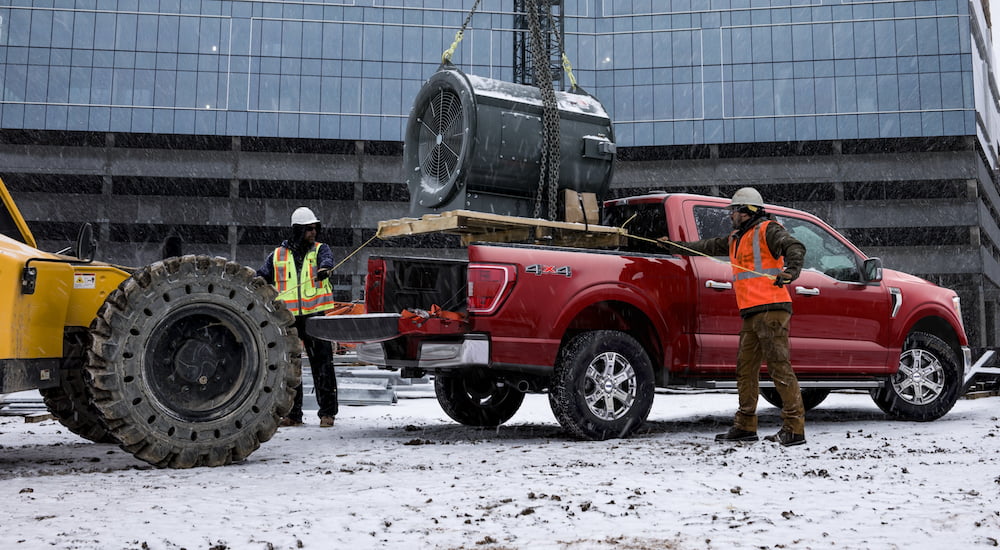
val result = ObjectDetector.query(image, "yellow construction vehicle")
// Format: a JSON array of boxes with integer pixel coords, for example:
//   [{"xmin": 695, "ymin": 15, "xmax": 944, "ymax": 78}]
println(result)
[{"xmin": 0, "ymin": 177, "xmax": 300, "ymax": 468}]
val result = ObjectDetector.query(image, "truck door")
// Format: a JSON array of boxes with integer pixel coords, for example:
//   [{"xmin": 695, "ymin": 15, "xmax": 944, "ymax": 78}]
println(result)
[
  {"xmin": 774, "ymin": 214, "xmax": 891, "ymax": 373},
  {"xmin": 685, "ymin": 204, "xmax": 743, "ymax": 372},
  {"xmin": 685, "ymin": 203, "xmax": 891, "ymax": 374}
]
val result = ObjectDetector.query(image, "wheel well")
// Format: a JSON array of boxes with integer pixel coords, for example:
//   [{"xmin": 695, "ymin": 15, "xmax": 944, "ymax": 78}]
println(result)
[
  {"xmin": 909, "ymin": 316, "xmax": 961, "ymax": 357},
  {"xmin": 562, "ymin": 300, "xmax": 665, "ymax": 385}
]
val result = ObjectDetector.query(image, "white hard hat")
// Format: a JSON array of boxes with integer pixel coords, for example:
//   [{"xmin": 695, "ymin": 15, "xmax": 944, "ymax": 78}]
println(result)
[
  {"xmin": 291, "ymin": 207, "xmax": 321, "ymax": 226},
  {"xmin": 730, "ymin": 187, "xmax": 765, "ymax": 209}
]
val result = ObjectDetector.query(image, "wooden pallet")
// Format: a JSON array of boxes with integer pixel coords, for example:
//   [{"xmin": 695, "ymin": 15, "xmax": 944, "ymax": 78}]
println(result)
[{"xmin": 376, "ymin": 210, "xmax": 625, "ymax": 248}]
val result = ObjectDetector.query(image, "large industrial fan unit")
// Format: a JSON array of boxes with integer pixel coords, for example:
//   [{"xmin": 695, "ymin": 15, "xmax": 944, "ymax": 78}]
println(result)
[{"xmin": 403, "ymin": 65, "xmax": 616, "ymax": 219}]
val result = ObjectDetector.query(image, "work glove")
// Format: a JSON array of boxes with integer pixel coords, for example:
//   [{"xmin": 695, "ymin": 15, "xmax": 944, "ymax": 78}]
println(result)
[
  {"xmin": 773, "ymin": 270, "xmax": 794, "ymax": 288},
  {"xmin": 316, "ymin": 268, "xmax": 331, "ymax": 281}
]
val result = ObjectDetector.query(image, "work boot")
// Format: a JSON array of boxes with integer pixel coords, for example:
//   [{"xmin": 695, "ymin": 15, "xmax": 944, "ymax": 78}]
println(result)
[
  {"xmin": 319, "ymin": 416, "xmax": 335, "ymax": 428},
  {"xmin": 765, "ymin": 429, "xmax": 806, "ymax": 447},
  {"xmin": 715, "ymin": 427, "xmax": 759, "ymax": 442},
  {"xmin": 279, "ymin": 417, "xmax": 303, "ymax": 427}
]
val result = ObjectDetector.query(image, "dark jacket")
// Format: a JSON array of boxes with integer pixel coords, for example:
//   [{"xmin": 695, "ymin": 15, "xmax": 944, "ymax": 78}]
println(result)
[
  {"xmin": 256, "ymin": 240, "xmax": 335, "ymax": 286},
  {"xmin": 670, "ymin": 214, "xmax": 806, "ymax": 318}
]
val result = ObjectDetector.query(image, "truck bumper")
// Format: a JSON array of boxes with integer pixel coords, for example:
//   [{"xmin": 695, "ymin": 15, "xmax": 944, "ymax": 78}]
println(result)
[{"xmin": 358, "ymin": 334, "xmax": 490, "ymax": 370}]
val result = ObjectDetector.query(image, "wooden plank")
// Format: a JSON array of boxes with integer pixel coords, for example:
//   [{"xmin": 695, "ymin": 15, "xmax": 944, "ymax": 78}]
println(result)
[
  {"xmin": 25, "ymin": 412, "xmax": 54, "ymax": 423},
  {"xmin": 460, "ymin": 227, "xmax": 534, "ymax": 246},
  {"xmin": 377, "ymin": 210, "xmax": 625, "ymax": 249}
]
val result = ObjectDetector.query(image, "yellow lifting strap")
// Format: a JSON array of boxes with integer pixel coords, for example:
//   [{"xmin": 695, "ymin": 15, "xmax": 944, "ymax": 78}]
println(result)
[
  {"xmin": 561, "ymin": 52, "xmax": 578, "ymax": 90},
  {"xmin": 441, "ymin": 0, "xmax": 483, "ymax": 65},
  {"xmin": 442, "ymin": 0, "xmax": 580, "ymax": 92}
]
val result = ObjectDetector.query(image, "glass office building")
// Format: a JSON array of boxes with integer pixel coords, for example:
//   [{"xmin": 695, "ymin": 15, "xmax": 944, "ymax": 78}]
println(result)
[
  {"xmin": 0, "ymin": 0, "xmax": 991, "ymax": 148},
  {"xmin": 2, "ymin": 0, "xmax": 1000, "ymax": 346}
]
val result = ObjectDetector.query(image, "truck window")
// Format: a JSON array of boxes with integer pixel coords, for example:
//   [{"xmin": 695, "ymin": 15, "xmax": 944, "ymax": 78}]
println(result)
[
  {"xmin": 693, "ymin": 206, "xmax": 731, "ymax": 239},
  {"xmin": 692, "ymin": 206, "xmax": 862, "ymax": 282},
  {"xmin": 604, "ymin": 202, "xmax": 667, "ymax": 254},
  {"xmin": 775, "ymin": 216, "xmax": 862, "ymax": 282},
  {"xmin": 692, "ymin": 206, "xmax": 731, "ymax": 257}
]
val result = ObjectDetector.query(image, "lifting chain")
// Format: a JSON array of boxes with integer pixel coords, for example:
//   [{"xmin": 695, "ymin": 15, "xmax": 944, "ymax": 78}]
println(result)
[
  {"xmin": 441, "ymin": 0, "xmax": 482, "ymax": 66},
  {"xmin": 526, "ymin": 0, "xmax": 561, "ymax": 221}
]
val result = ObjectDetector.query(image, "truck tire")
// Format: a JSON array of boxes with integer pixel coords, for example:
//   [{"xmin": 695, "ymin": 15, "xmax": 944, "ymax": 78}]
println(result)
[
  {"xmin": 86, "ymin": 255, "xmax": 301, "ymax": 468},
  {"xmin": 759, "ymin": 388, "xmax": 830, "ymax": 412},
  {"xmin": 870, "ymin": 331, "xmax": 962, "ymax": 422},
  {"xmin": 40, "ymin": 329, "xmax": 116, "ymax": 444},
  {"xmin": 435, "ymin": 371, "xmax": 525, "ymax": 427},
  {"xmin": 549, "ymin": 330, "xmax": 655, "ymax": 440}
]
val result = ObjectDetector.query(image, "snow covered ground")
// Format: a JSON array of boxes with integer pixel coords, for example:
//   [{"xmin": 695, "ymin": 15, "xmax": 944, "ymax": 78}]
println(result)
[{"xmin": 2, "ymin": 389, "xmax": 999, "ymax": 550}]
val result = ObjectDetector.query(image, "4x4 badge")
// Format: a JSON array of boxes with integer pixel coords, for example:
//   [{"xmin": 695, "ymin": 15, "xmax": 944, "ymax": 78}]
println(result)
[{"xmin": 526, "ymin": 264, "xmax": 572, "ymax": 277}]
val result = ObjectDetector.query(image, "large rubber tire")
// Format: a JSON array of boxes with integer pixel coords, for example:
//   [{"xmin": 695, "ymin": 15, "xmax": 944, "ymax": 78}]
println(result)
[
  {"xmin": 871, "ymin": 331, "xmax": 963, "ymax": 422},
  {"xmin": 40, "ymin": 328, "xmax": 117, "ymax": 444},
  {"xmin": 435, "ymin": 371, "xmax": 525, "ymax": 427},
  {"xmin": 549, "ymin": 330, "xmax": 655, "ymax": 440},
  {"xmin": 86, "ymin": 255, "xmax": 301, "ymax": 468},
  {"xmin": 759, "ymin": 387, "xmax": 830, "ymax": 412}
]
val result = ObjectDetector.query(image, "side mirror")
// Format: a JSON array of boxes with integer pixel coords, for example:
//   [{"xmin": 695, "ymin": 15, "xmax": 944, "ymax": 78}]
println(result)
[
  {"xmin": 863, "ymin": 257, "xmax": 883, "ymax": 283},
  {"xmin": 75, "ymin": 222, "xmax": 96, "ymax": 261}
]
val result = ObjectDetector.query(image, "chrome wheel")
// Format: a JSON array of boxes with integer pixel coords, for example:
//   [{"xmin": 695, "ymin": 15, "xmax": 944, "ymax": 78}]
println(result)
[
  {"xmin": 583, "ymin": 351, "xmax": 638, "ymax": 421},
  {"xmin": 872, "ymin": 331, "xmax": 962, "ymax": 422},
  {"xmin": 892, "ymin": 348, "xmax": 947, "ymax": 405},
  {"xmin": 551, "ymin": 330, "xmax": 654, "ymax": 440}
]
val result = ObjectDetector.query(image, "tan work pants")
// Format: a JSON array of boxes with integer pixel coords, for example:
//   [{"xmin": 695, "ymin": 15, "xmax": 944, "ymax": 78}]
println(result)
[{"xmin": 733, "ymin": 310, "xmax": 805, "ymax": 435}]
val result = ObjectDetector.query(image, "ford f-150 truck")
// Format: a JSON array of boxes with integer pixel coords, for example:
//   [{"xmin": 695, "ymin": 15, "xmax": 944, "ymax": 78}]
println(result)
[{"xmin": 309, "ymin": 193, "xmax": 970, "ymax": 440}]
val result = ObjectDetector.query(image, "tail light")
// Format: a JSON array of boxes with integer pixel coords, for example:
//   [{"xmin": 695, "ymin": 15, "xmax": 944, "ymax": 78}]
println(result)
[
  {"xmin": 467, "ymin": 263, "xmax": 516, "ymax": 314},
  {"xmin": 366, "ymin": 258, "xmax": 386, "ymax": 312}
]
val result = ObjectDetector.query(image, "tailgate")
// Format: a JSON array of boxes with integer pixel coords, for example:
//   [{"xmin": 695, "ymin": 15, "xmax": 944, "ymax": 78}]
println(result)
[
  {"xmin": 306, "ymin": 310, "xmax": 470, "ymax": 343},
  {"xmin": 307, "ymin": 254, "xmax": 470, "ymax": 344}
]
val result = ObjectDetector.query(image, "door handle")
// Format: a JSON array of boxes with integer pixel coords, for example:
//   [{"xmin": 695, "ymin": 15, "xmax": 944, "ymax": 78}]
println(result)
[
  {"xmin": 705, "ymin": 280, "xmax": 733, "ymax": 290},
  {"xmin": 795, "ymin": 286, "xmax": 820, "ymax": 296}
]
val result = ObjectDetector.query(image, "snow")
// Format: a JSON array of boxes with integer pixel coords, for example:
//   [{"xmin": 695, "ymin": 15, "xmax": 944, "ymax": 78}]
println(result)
[
  {"xmin": 464, "ymin": 73, "xmax": 611, "ymax": 119},
  {"xmin": 2, "ymin": 390, "xmax": 999, "ymax": 549}
]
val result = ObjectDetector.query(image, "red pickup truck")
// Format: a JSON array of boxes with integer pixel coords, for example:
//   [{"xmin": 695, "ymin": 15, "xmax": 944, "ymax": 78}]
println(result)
[{"xmin": 309, "ymin": 193, "xmax": 970, "ymax": 440}]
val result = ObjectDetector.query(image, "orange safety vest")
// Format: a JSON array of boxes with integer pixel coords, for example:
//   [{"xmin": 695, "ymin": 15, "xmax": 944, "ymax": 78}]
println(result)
[
  {"xmin": 272, "ymin": 244, "xmax": 336, "ymax": 315},
  {"xmin": 729, "ymin": 220, "xmax": 791, "ymax": 310}
]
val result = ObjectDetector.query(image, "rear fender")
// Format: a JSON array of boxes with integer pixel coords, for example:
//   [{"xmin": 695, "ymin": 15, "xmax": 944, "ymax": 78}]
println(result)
[{"xmin": 553, "ymin": 284, "xmax": 670, "ymax": 369}]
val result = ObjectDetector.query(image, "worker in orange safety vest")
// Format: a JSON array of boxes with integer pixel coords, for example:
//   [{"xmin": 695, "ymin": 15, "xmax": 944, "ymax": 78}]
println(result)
[{"xmin": 660, "ymin": 187, "xmax": 807, "ymax": 447}]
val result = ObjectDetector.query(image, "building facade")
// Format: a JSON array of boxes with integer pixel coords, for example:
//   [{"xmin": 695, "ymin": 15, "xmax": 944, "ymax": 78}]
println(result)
[{"xmin": 2, "ymin": 0, "xmax": 999, "ymax": 347}]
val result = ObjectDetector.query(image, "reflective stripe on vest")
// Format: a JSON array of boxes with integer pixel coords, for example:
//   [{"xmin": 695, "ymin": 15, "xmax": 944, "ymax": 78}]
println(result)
[
  {"xmin": 728, "ymin": 220, "xmax": 791, "ymax": 310},
  {"xmin": 272, "ymin": 244, "xmax": 336, "ymax": 315}
]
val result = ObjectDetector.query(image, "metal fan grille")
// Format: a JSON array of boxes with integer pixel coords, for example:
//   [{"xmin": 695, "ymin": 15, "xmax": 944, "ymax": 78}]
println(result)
[{"xmin": 416, "ymin": 89, "xmax": 465, "ymax": 192}]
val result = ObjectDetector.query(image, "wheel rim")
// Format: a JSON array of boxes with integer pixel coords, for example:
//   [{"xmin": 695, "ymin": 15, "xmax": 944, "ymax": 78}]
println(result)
[
  {"xmin": 583, "ymin": 351, "xmax": 638, "ymax": 421},
  {"xmin": 893, "ymin": 348, "xmax": 947, "ymax": 406},
  {"xmin": 144, "ymin": 304, "xmax": 258, "ymax": 422}
]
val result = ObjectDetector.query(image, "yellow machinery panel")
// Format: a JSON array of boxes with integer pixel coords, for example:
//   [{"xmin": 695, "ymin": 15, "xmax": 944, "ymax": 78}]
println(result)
[
  {"xmin": 64, "ymin": 265, "xmax": 130, "ymax": 329},
  {"xmin": 0, "ymin": 235, "xmax": 73, "ymax": 360}
]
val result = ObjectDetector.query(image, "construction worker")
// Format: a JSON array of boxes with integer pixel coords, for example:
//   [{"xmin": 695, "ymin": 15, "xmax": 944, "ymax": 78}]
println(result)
[
  {"xmin": 256, "ymin": 206, "xmax": 339, "ymax": 428},
  {"xmin": 661, "ymin": 187, "xmax": 807, "ymax": 446}
]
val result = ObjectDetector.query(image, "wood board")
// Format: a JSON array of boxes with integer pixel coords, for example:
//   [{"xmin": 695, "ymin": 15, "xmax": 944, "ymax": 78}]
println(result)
[{"xmin": 377, "ymin": 210, "xmax": 625, "ymax": 248}]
